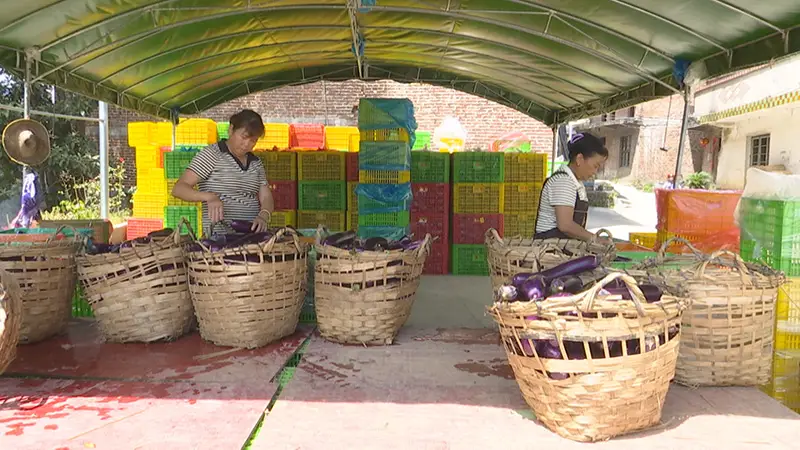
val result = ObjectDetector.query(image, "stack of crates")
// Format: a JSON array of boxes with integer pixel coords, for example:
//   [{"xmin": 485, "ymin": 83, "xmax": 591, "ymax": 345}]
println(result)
[
  {"xmin": 260, "ymin": 151, "xmax": 298, "ymax": 227},
  {"xmin": 451, "ymin": 152, "xmax": 505, "ymax": 275},
  {"xmin": 503, "ymin": 153, "xmax": 547, "ymax": 238},
  {"xmin": 163, "ymin": 150, "xmax": 202, "ymax": 235},
  {"xmin": 297, "ymin": 151, "xmax": 346, "ymax": 231},
  {"xmin": 739, "ymin": 198, "xmax": 800, "ymax": 413},
  {"xmin": 129, "ymin": 122, "xmax": 169, "ymax": 238},
  {"xmin": 325, "ymin": 126, "xmax": 359, "ymax": 151},
  {"xmin": 346, "ymin": 152, "xmax": 359, "ymax": 231},
  {"xmin": 357, "ymin": 98, "xmax": 415, "ymax": 240},
  {"xmin": 411, "ymin": 151, "xmax": 450, "ymax": 274}
]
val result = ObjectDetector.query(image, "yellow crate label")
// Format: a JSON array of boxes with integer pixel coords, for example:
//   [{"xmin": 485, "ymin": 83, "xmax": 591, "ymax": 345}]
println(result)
[
  {"xmin": 472, "ymin": 186, "xmax": 485, "ymax": 193},
  {"xmin": 518, "ymin": 185, "xmax": 530, "ymax": 192}
]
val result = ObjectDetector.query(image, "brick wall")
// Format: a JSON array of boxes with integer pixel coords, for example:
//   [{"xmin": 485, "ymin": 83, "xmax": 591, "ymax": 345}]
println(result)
[{"xmin": 108, "ymin": 80, "xmax": 555, "ymax": 187}]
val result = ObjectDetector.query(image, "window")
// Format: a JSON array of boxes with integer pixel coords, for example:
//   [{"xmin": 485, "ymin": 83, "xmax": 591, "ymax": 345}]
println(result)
[
  {"xmin": 750, "ymin": 134, "xmax": 770, "ymax": 167},
  {"xmin": 619, "ymin": 135, "xmax": 632, "ymax": 168}
]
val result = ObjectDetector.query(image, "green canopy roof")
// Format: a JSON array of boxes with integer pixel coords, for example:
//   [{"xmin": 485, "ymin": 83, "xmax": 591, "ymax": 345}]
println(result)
[{"xmin": 1, "ymin": 1, "xmax": 799, "ymax": 125}]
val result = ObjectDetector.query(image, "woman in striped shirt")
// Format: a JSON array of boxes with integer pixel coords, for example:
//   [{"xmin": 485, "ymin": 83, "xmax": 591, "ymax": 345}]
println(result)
[
  {"xmin": 535, "ymin": 132, "xmax": 610, "ymax": 244},
  {"xmin": 171, "ymin": 109, "xmax": 274, "ymax": 236}
]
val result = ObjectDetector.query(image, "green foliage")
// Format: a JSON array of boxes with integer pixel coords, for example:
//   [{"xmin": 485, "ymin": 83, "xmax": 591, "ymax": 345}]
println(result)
[
  {"xmin": 632, "ymin": 179, "xmax": 655, "ymax": 193},
  {"xmin": 685, "ymin": 171, "xmax": 714, "ymax": 190},
  {"xmin": 0, "ymin": 69, "xmax": 98, "ymax": 207},
  {"xmin": 42, "ymin": 160, "xmax": 132, "ymax": 223}
]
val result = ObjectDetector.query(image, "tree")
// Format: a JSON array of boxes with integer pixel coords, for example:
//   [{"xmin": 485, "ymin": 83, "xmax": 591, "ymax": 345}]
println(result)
[{"xmin": 0, "ymin": 69, "xmax": 99, "ymax": 208}]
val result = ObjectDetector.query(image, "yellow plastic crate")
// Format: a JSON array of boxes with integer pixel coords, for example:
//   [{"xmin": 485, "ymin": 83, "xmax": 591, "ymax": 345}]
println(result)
[
  {"xmin": 128, "ymin": 122, "xmax": 155, "ymax": 147},
  {"xmin": 298, "ymin": 151, "xmax": 346, "ymax": 181},
  {"xmin": 325, "ymin": 126, "xmax": 359, "ymax": 151},
  {"xmin": 297, "ymin": 210, "xmax": 346, "ymax": 232},
  {"xmin": 349, "ymin": 134, "xmax": 360, "ymax": 152},
  {"xmin": 256, "ymin": 123, "xmax": 291, "ymax": 150},
  {"xmin": 137, "ymin": 168, "xmax": 167, "ymax": 196},
  {"xmin": 135, "ymin": 145, "xmax": 162, "ymax": 171},
  {"xmin": 453, "ymin": 183, "xmax": 504, "ymax": 214},
  {"xmin": 629, "ymin": 232, "xmax": 658, "ymax": 250},
  {"xmin": 347, "ymin": 209, "xmax": 358, "ymax": 231},
  {"xmin": 133, "ymin": 192, "xmax": 167, "ymax": 219},
  {"xmin": 503, "ymin": 183, "xmax": 542, "ymax": 213},
  {"xmin": 360, "ymin": 128, "xmax": 410, "ymax": 143},
  {"xmin": 270, "ymin": 210, "xmax": 297, "ymax": 228},
  {"xmin": 775, "ymin": 322, "xmax": 800, "ymax": 351},
  {"xmin": 358, "ymin": 170, "xmax": 411, "ymax": 184},
  {"xmin": 347, "ymin": 182, "xmax": 358, "ymax": 211},
  {"xmin": 153, "ymin": 122, "xmax": 173, "ymax": 147},
  {"xmin": 164, "ymin": 179, "xmax": 201, "ymax": 207},
  {"xmin": 176, "ymin": 118, "xmax": 217, "ymax": 145},
  {"xmin": 778, "ymin": 278, "xmax": 800, "ymax": 323}
]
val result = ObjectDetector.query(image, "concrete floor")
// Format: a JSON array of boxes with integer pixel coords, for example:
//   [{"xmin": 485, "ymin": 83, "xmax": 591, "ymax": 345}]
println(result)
[{"xmin": 407, "ymin": 276, "xmax": 494, "ymax": 329}]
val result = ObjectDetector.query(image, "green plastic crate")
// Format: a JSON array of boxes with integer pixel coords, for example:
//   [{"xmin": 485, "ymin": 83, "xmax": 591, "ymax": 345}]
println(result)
[
  {"xmin": 356, "ymin": 226, "xmax": 409, "ymax": 241},
  {"xmin": 164, "ymin": 206, "xmax": 199, "ymax": 235},
  {"xmin": 547, "ymin": 160, "xmax": 567, "ymax": 176},
  {"xmin": 412, "ymin": 131, "xmax": 432, "ymax": 151},
  {"xmin": 299, "ymin": 305, "xmax": 316, "ymax": 324},
  {"xmin": 357, "ymin": 192, "xmax": 411, "ymax": 215},
  {"xmin": 164, "ymin": 151, "xmax": 198, "ymax": 178},
  {"xmin": 358, "ymin": 211, "xmax": 410, "ymax": 227},
  {"xmin": 451, "ymin": 244, "xmax": 489, "ymax": 275},
  {"xmin": 72, "ymin": 285, "xmax": 93, "ymax": 318},
  {"xmin": 217, "ymin": 122, "xmax": 230, "ymax": 140},
  {"xmin": 411, "ymin": 151, "xmax": 450, "ymax": 183},
  {"xmin": 453, "ymin": 152, "xmax": 504, "ymax": 183},
  {"xmin": 358, "ymin": 141, "xmax": 412, "ymax": 171},
  {"xmin": 298, "ymin": 181, "xmax": 347, "ymax": 211},
  {"xmin": 740, "ymin": 198, "xmax": 800, "ymax": 276}
]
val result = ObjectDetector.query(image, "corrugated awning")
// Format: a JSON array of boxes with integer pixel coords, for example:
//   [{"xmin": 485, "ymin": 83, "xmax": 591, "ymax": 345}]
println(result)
[{"xmin": 1, "ymin": 1, "xmax": 799, "ymax": 125}]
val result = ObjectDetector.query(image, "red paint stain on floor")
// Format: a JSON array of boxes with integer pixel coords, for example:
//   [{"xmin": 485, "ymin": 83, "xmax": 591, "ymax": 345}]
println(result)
[{"xmin": 44, "ymin": 424, "xmax": 58, "ymax": 430}]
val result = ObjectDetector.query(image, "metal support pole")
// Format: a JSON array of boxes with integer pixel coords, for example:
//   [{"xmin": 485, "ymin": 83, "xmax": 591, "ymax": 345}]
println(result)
[
  {"xmin": 550, "ymin": 124, "xmax": 559, "ymax": 175},
  {"xmin": 672, "ymin": 91, "xmax": 691, "ymax": 188},
  {"xmin": 23, "ymin": 56, "xmax": 31, "ymax": 119},
  {"xmin": 98, "ymin": 101, "xmax": 109, "ymax": 219}
]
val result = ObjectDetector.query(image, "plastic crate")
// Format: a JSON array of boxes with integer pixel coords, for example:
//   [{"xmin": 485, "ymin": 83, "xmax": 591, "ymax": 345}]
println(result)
[
  {"xmin": 349, "ymin": 134, "xmax": 360, "ymax": 153},
  {"xmin": 358, "ymin": 211, "xmax": 410, "ymax": 228},
  {"xmin": 164, "ymin": 151, "xmax": 197, "ymax": 179},
  {"xmin": 164, "ymin": 206, "xmax": 200, "ymax": 235},
  {"xmin": 504, "ymin": 153, "xmax": 547, "ymax": 183},
  {"xmin": 347, "ymin": 182, "xmax": 358, "ymax": 211},
  {"xmin": 358, "ymin": 170, "xmax": 411, "ymax": 184},
  {"xmin": 216, "ymin": 122, "xmax": 230, "ymax": 140},
  {"xmin": 424, "ymin": 241, "xmax": 449, "ymax": 274},
  {"xmin": 453, "ymin": 152, "xmax": 504, "ymax": 183},
  {"xmin": 254, "ymin": 123, "xmax": 291, "ymax": 150},
  {"xmin": 137, "ymin": 168, "xmax": 167, "ymax": 195},
  {"xmin": 451, "ymin": 244, "xmax": 489, "ymax": 275},
  {"xmin": 504, "ymin": 183, "xmax": 542, "ymax": 213},
  {"xmin": 452, "ymin": 214, "xmax": 504, "ymax": 244},
  {"xmin": 299, "ymin": 305, "xmax": 317, "ymax": 324},
  {"xmin": 126, "ymin": 218, "xmax": 164, "ymax": 240},
  {"xmin": 72, "ymin": 285, "xmax": 93, "ymax": 318},
  {"xmin": 298, "ymin": 151, "xmax": 345, "ymax": 181},
  {"xmin": 359, "ymin": 128, "xmax": 411, "ymax": 143},
  {"xmin": 629, "ymin": 232, "xmax": 658, "ymax": 250},
  {"xmin": 345, "ymin": 152, "xmax": 359, "ymax": 181},
  {"xmin": 325, "ymin": 126, "xmax": 359, "ymax": 151},
  {"xmin": 411, "ymin": 151, "xmax": 450, "ymax": 183},
  {"xmin": 453, "ymin": 183, "xmax": 504, "ymax": 214},
  {"xmin": 297, "ymin": 210, "xmax": 346, "ymax": 232},
  {"xmin": 258, "ymin": 151, "xmax": 297, "ymax": 181},
  {"xmin": 778, "ymin": 278, "xmax": 800, "ymax": 323},
  {"xmin": 269, "ymin": 181, "xmax": 298, "ymax": 210},
  {"xmin": 358, "ymin": 141, "xmax": 411, "ymax": 171},
  {"xmin": 503, "ymin": 212, "xmax": 537, "ymax": 238},
  {"xmin": 739, "ymin": 198, "xmax": 800, "ymax": 272},
  {"xmin": 357, "ymin": 192, "xmax": 412, "ymax": 215},
  {"xmin": 270, "ymin": 210, "xmax": 297, "ymax": 228},
  {"xmin": 411, "ymin": 183, "xmax": 449, "ymax": 213},
  {"xmin": 412, "ymin": 131, "xmax": 432, "ymax": 151},
  {"xmin": 347, "ymin": 209, "xmax": 358, "ymax": 231},
  {"xmin": 290, "ymin": 123, "xmax": 325, "ymax": 149},
  {"xmin": 298, "ymin": 181, "xmax": 346, "ymax": 211},
  {"xmin": 176, "ymin": 118, "xmax": 217, "ymax": 145},
  {"xmin": 132, "ymin": 192, "xmax": 167, "ymax": 219},
  {"xmin": 151, "ymin": 122, "xmax": 172, "ymax": 147},
  {"xmin": 356, "ymin": 225, "xmax": 409, "ymax": 241},
  {"xmin": 173, "ymin": 145, "xmax": 205, "ymax": 152},
  {"xmin": 358, "ymin": 98, "xmax": 415, "ymax": 130},
  {"xmin": 164, "ymin": 179, "xmax": 201, "ymax": 207},
  {"xmin": 128, "ymin": 122, "xmax": 155, "ymax": 147},
  {"xmin": 775, "ymin": 324, "xmax": 800, "ymax": 351},
  {"xmin": 135, "ymin": 145, "xmax": 162, "ymax": 171},
  {"xmin": 411, "ymin": 211, "xmax": 449, "ymax": 241},
  {"xmin": 547, "ymin": 160, "xmax": 567, "ymax": 176}
]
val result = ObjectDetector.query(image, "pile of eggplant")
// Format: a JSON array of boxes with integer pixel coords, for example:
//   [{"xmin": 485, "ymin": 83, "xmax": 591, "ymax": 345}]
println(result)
[
  {"xmin": 321, "ymin": 230, "xmax": 426, "ymax": 252},
  {"xmin": 86, "ymin": 228, "xmax": 175, "ymax": 255},
  {"xmin": 184, "ymin": 221, "xmax": 303, "ymax": 263},
  {"xmin": 495, "ymin": 255, "xmax": 665, "ymax": 304}
]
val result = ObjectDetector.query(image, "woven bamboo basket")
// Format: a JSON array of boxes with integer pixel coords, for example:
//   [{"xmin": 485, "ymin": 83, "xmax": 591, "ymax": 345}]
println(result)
[
  {"xmin": 77, "ymin": 224, "xmax": 194, "ymax": 343},
  {"xmin": 488, "ymin": 272, "xmax": 688, "ymax": 442},
  {"xmin": 485, "ymin": 228, "xmax": 617, "ymax": 291},
  {"xmin": 631, "ymin": 237, "xmax": 709, "ymax": 272},
  {"xmin": 0, "ymin": 227, "xmax": 80, "ymax": 344},
  {"xmin": 186, "ymin": 228, "xmax": 308, "ymax": 349},
  {"xmin": 658, "ymin": 250, "xmax": 784, "ymax": 387},
  {"xmin": 314, "ymin": 233, "xmax": 432, "ymax": 345},
  {"xmin": 0, "ymin": 270, "xmax": 22, "ymax": 374}
]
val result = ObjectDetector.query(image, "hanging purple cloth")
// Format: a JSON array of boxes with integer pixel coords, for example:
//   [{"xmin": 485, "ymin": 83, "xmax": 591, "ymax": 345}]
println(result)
[{"xmin": 11, "ymin": 167, "xmax": 43, "ymax": 228}]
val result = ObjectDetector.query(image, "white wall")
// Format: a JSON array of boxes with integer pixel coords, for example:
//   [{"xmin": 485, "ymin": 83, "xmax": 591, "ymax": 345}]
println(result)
[{"xmin": 716, "ymin": 105, "xmax": 800, "ymax": 189}]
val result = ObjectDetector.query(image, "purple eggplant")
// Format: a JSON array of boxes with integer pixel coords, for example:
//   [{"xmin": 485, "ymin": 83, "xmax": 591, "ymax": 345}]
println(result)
[
  {"xmin": 230, "ymin": 220, "xmax": 255, "ymax": 233},
  {"xmin": 548, "ymin": 276, "xmax": 584, "ymax": 295},
  {"xmin": 147, "ymin": 228, "xmax": 174, "ymax": 238},
  {"xmin": 600, "ymin": 284, "xmax": 663, "ymax": 302},
  {"xmin": 323, "ymin": 231, "xmax": 357, "ymax": 248},
  {"xmin": 538, "ymin": 256, "xmax": 600, "ymax": 282},
  {"xmin": 512, "ymin": 272, "xmax": 537, "ymax": 287},
  {"xmin": 495, "ymin": 285, "xmax": 519, "ymax": 302},
  {"xmin": 520, "ymin": 276, "xmax": 547, "ymax": 301},
  {"xmin": 534, "ymin": 339, "xmax": 563, "ymax": 359},
  {"xmin": 520, "ymin": 339, "xmax": 535, "ymax": 357},
  {"xmin": 364, "ymin": 237, "xmax": 389, "ymax": 251}
]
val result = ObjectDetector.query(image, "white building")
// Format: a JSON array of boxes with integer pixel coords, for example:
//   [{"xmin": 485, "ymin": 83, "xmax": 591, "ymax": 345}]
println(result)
[{"xmin": 693, "ymin": 55, "xmax": 800, "ymax": 190}]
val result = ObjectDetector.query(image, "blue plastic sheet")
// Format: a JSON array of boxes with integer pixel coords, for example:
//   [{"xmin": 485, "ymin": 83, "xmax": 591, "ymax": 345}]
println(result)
[
  {"xmin": 358, "ymin": 141, "xmax": 411, "ymax": 171},
  {"xmin": 358, "ymin": 98, "xmax": 418, "ymax": 148},
  {"xmin": 355, "ymin": 183, "xmax": 413, "ymax": 214},
  {"xmin": 357, "ymin": 226, "xmax": 409, "ymax": 241}
]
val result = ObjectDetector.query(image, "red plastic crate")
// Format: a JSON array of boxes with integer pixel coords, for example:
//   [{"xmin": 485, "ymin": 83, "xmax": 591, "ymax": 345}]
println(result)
[
  {"xmin": 411, "ymin": 211, "xmax": 449, "ymax": 242},
  {"xmin": 346, "ymin": 152, "xmax": 359, "ymax": 181},
  {"xmin": 411, "ymin": 183, "xmax": 450, "ymax": 213},
  {"xmin": 268, "ymin": 181, "xmax": 298, "ymax": 210},
  {"xmin": 290, "ymin": 124, "xmax": 325, "ymax": 149},
  {"xmin": 424, "ymin": 241, "xmax": 449, "ymax": 275},
  {"xmin": 452, "ymin": 213, "xmax": 504, "ymax": 244},
  {"xmin": 126, "ymin": 218, "xmax": 164, "ymax": 240}
]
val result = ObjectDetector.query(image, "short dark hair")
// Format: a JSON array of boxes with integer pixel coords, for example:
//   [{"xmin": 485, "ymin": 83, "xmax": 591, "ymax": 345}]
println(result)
[
  {"xmin": 567, "ymin": 132, "xmax": 608, "ymax": 162},
  {"xmin": 229, "ymin": 109, "xmax": 265, "ymax": 138}
]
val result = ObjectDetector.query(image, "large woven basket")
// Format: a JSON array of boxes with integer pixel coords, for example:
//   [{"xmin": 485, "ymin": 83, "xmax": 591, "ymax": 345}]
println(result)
[
  {"xmin": 186, "ymin": 228, "xmax": 308, "ymax": 349},
  {"xmin": 0, "ymin": 270, "xmax": 22, "ymax": 374},
  {"xmin": 658, "ymin": 250, "xmax": 784, "ymax": 387},
  {"xmin": 314, "ymin": 233, "xmax": 432, "ymax": 346},
  {"xmin": 77, "ymin": 226, "xmax": 194, "ymax": 343},
  {"xmin": 0, "ymin": 227, "xmax": 80, "ymax": 344},
  {"xmin": 485, "ymin": 228, "xmax": 617, "ymax": 291},
  {"xmin": 488, "ymin": 272, "xmax": 688, "ymax": 442}
]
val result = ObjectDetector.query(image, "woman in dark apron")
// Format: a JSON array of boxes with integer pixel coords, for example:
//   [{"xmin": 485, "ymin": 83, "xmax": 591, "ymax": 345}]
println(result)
[{"xmin": 535, "ymin": 132, "xmax": 609, "ymax": 243}]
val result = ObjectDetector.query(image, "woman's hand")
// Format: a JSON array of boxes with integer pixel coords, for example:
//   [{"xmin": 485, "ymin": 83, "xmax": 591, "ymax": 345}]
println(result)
[
  {"xmin": 251, "ymin": 215, "xmax": 269, "ymax": 232},
  {"xmin": 205, "ymin": 194, "xmax": 224, "ymax": 223}
]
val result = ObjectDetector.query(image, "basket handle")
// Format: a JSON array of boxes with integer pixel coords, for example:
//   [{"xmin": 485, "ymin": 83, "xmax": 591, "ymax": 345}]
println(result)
[
  {"xmin": 485, "ymin": 228, "xmax": 503, "ymax": 246},
  {"xmin": 172, "ymin": 217, "xmax": 195, "ymax": 246},
  {"xmin": 262, "ymin": 226, "xmax": 303, "ymax": 254},
  {"xmin": 414, "ymin": 233, "xmax": 433, "ymax": 257},
  {"xmin": 594, "ymin": 228, "xmax": 613, "ymax": 240},
  {"xmin": 314, "ymin": 225, "xmax": 330, "ymax": 246},
  {"xmin": 582, "ymin": 272, "xmax": 647, "ymax": 317},
  {"xmin": 46, "ymin": 224, "xmax": 81, "ymax": 243},
  {"xmin": 696, "ymin": 250, "xmax": 751, "ymax": 284},
  {"xmin": 657, "ymin": 236, "xmax": 704, "ymax": 261}
]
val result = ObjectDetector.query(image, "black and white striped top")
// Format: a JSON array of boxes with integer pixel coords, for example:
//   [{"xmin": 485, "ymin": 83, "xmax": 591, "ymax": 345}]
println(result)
[
  {"xmin": 535, "ymin": 166, "xmax": 587, "ymax": 234},
  {"xmin": 187, "ymin": 141, "xmax": 267, "ymax": 235}
]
